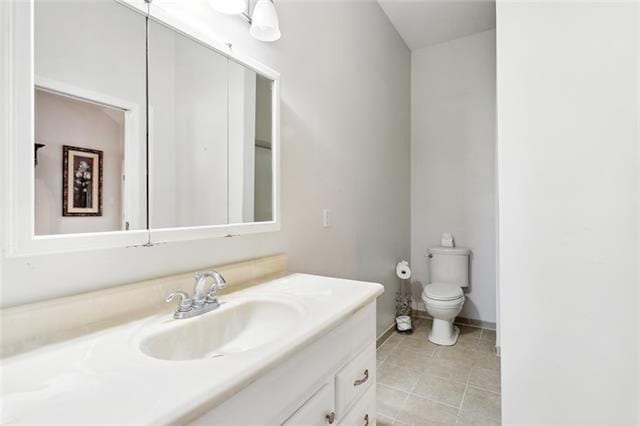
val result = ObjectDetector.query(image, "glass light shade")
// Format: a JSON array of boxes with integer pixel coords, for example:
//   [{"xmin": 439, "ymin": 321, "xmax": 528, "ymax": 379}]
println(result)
[
  {"xmin": 249, "ymin": 0, "xmax": 281, "ymax": 42},
  {"xmin": 208, "ymin": 0, "xmax": 247, "ymax": 15}
]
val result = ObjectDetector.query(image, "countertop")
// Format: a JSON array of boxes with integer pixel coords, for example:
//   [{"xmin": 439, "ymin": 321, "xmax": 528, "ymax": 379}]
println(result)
[{"xmin": 0, "ymin": 273, "xmax": 383, "ymax": 425}]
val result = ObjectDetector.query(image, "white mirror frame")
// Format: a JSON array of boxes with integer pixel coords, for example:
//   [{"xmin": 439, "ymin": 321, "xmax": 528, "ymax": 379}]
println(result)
[{"xmin": 0, "ymin": 0, "xmax": 280, "ymax": 257}]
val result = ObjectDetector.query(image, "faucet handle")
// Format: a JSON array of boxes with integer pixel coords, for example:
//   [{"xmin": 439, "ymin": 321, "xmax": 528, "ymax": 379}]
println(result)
[{"xmin": 166, "ymin": 291, "xmax": 193, "ymax": 312}]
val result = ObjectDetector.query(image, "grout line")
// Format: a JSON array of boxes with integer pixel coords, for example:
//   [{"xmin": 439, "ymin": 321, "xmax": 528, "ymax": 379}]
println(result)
[
  {"xmin": 457, "ymin": 353, "xmax": 476, "ymax": 417},
  {"xmin": 467, "ymin": 383, "xmax": 501, "ymax": 396},
  {"xmin": 457, "ymin": 383, "xmax": 470, "ymax": 417}
]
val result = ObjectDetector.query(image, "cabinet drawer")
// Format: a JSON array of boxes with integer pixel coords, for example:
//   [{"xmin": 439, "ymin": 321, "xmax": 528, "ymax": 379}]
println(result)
[
  {"xmin": 283, "ymin": 381, "xmax": 336, "ymax": 426},
  {"xmin": 338, "ymin": 383, "xmax": 375, "ymax": 426},
  {"xmin": 335, "ymin": 342, "xmax": 376, "ymax": 417}
]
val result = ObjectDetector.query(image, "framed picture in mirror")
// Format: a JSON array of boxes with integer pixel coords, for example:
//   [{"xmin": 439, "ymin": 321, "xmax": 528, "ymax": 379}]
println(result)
[{"xmin": 62, "ymin": 145, "xmax": 103, "ymax": 217}]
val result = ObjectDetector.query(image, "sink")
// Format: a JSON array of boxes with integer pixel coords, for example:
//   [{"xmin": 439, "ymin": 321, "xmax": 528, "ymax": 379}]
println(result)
[{"xmin": 139, "ymin": 298, "xmax": 304, "ymax": 361}]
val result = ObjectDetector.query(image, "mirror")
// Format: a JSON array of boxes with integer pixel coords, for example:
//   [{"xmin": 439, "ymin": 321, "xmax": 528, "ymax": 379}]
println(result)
[
  {"xmin": 33, "ymin": 0, "xmax": 147, "ymax": 236},
  {"xmin": 228, "ymin": 61, "xmax": 274, "ymax": 224},
  {"xmin": 22, "ymin": 0, "xmax": 278, "ymax": 254},
  {"xmin": 148, "ymin": 20, "xmax": 275, "ymax": 230}
]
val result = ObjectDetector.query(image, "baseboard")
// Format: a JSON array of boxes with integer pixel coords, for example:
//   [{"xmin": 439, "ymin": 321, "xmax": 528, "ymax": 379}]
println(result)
[
  {"xmin": 413, "ymin": 309, "xmax": 496, "ymax": 330},
  {"xmin": 376, "ymin": 323, "xmax": 396, "ymax": 348}
]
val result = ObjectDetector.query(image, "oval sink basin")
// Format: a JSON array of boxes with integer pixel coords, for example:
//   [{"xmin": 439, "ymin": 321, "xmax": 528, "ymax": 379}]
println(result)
[{"xmin": 139, "ymin": 299, "xmax": 304, "ymax": 361}]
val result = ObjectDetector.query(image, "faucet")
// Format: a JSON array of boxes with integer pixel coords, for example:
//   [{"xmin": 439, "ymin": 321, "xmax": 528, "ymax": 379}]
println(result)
[{"xmin": 166, "ymin": 270, "xmax": 227, "ymax": 319}]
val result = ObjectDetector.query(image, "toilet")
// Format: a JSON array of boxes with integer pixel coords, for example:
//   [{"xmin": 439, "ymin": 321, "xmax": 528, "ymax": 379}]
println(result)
[{"xmin": 421, "ymin": 246, "xmax": 471, "ymax": 346}]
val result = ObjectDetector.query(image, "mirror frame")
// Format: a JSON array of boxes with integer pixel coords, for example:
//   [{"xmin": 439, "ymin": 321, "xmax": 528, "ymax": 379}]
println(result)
[{"xmin": 1, "ymin": 0, "xmax": 280, "ymax": 257}]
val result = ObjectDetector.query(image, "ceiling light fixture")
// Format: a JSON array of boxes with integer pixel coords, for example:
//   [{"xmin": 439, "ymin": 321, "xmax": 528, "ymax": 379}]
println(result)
[{"xmin": 209, "ymin": 0, "xmax": 281, "ymax": 43}]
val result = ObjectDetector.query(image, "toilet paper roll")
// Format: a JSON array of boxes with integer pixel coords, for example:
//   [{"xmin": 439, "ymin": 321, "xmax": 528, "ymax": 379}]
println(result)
[{"xmin": 396, "ymin": 260, "xmax": 411, "ymax": 280}]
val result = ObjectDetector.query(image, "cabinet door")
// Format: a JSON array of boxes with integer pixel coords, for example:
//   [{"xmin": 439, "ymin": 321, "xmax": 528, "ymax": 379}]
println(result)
[
  {"xmin": 338, "ymin": 384, "xmax": 375, "ymax": 426},
  {"xmin": 283, "ymin": 381, "xmax": 336, "ymax": 426},
  {"xmin": 336, "ymin": 342, "xmax": 376, "ymax": 416}
]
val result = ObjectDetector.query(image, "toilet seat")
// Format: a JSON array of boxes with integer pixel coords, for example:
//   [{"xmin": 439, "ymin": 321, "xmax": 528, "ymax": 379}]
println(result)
[{"xmin": 423, "ymin": 283, "xmax": 463, "ymax": 301}]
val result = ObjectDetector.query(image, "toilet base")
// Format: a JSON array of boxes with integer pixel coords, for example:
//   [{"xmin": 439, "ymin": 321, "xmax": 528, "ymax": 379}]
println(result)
[{"xmin": 428, "ymin": 320, "xmax": 460, "ymax": 346}]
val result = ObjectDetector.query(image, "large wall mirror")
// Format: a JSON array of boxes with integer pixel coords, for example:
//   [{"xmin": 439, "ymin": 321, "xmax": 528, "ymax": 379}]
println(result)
[{"xmin": 8, "ymin": 0, "xmax": 279, "ymax": 255}]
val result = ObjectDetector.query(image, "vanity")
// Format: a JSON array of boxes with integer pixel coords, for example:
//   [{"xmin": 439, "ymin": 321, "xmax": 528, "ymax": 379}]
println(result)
[
  {"xmin": 1, "ymin": 1, "xmax": 384, "ymax": 423},
  {"xmin": 1, "ymin": 257, "xmax": 383, "ymax": 425}
]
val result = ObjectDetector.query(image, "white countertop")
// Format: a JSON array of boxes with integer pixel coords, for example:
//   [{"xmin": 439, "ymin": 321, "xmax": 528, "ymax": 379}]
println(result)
[{"xmin": 1, "ymin": 273, "xmax": 383, "ymax": 425}]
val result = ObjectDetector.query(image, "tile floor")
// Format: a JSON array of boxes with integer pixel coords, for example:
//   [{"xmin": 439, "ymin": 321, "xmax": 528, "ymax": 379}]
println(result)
[{"xmin": 376, "ymin": 318, "xmax": 501, "ymax": 425}]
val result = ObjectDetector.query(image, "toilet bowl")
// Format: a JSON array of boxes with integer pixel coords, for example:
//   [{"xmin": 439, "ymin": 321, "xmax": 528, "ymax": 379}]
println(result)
[{"xmin": 421, "ymin": 283, "xmax": 465, "ymax": 346}]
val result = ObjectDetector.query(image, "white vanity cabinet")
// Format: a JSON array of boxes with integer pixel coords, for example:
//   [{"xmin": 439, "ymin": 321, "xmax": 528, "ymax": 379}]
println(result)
[{"xmin": 193, "ymin": 302, "xmax": 378, "ymax": 426}]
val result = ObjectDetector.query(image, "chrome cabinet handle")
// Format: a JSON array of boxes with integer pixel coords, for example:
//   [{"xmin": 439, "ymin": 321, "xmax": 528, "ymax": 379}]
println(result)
[
  {"xmin": 353, "ymin": 369, "xmax": 369, "ymax": 386},
  {"xmin": 363, "ymin": 414, "xmax": 369, "ymax": 426},
  {"xmin": 325, "ymin": 412, "xmax": 336, "ymax": 424}
]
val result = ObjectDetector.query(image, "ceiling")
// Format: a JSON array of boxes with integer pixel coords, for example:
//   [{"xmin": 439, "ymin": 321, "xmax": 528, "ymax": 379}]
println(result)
[{"xmin": 377, "ymin": 0, "xmax": 496, "ymax": 50}]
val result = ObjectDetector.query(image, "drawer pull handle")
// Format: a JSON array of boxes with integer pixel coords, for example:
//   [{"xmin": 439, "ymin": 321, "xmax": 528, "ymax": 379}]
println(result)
[
  {"xmin": 354, "ymin": 369, "xmax": 369, "ymax": 386},
  {"xmin": 326, "ymin": 411, "xmax": 336, "ymax": 424},
  {"xmin": 363, "ymin": 413, "xmax": 370, "ymax": 426}
]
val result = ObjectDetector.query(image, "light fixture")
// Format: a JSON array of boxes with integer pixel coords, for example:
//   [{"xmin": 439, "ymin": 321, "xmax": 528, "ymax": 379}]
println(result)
[
  {"xmin": 208, "ymin": 0, "xmax": 248, "ymax": 16},
  {"xmin": 249, "ymin": 0, "xmax": 281, "ymax": 42},
  {"xmin": 208, "ymin": 0, "xmax": 281, "ymax": 43}
]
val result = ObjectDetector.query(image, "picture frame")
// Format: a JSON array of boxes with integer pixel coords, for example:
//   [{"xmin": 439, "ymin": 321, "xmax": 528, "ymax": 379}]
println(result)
[{"xmin": 62, "ymin": 145, "xmax": 103, "ymax": 216}]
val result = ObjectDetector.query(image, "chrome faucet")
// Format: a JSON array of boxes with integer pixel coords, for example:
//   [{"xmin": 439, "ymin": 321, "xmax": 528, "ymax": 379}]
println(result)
[{"xmin": 166, "ymin": 270, "xmax": 227, "ymax": 319}]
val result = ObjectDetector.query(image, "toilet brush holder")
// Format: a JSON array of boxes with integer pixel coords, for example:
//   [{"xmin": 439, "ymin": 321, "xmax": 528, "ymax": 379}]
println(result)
[{"xmin": 395, "ymin": 292, "xmax": 413, "ymax": 334}]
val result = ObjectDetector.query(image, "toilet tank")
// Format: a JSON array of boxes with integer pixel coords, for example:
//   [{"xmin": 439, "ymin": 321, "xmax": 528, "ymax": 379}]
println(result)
[{"xmin": 428, "ymin": 247, "xmax": 471, "ymax": 287}]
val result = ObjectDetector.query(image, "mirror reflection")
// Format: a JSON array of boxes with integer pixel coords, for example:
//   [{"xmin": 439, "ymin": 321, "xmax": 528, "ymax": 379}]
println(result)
[
  {"xmin": 227, "ymin": 62, "xmax": 274, "ymax": 224},
  {"xmin": 33, "ymin": 0, "xmax": 276, "ymax": 239},
  {"xmin": 33, "ymin": 0, "xmax": 147, "ymax": 235},
  {"xmin": 148, "ymin": 20, "xmax": 230, "ymax": 229},
  {"xmin": 149, "ymin": 22, "xmax": 275, "ymax": 229}
]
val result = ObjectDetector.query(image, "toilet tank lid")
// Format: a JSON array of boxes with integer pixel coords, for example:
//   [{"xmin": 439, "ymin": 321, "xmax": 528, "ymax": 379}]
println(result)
[{"xmin": 428, "ymin": 247, "xmax": 470, "ymax": 256}]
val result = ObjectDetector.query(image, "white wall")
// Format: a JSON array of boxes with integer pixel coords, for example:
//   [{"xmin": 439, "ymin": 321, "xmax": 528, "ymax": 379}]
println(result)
[
  {"xmin": 411, "ymin": 30, "xmax": 496, "ymax": 323},
  {"xmin": 1, "ymin": 0, "xmax": 411, "ymax": 337},
  {"xmin": 34, "ymin": 90, "xmax": 125, "ymax": 235},
  {"xmin": 497, "ymin": 2, "xmax": 639, "ymax": 424}
]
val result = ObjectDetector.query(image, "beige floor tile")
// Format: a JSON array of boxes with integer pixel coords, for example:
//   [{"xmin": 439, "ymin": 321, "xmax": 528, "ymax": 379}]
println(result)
[
  {"xmin": 395, "ymin": 394, "xmax": 458, "ymax": 425},
  {"xmin": 460, "ymin": 387, "xmax": 501, "ymax": 422},
  {"xmin": 457, "ymin": 411, "xmax": 501, "ymax": 426},
  {"xmin": 384, "ymin": 334, "xmax": 406, "ymax": 348},
  {"xmin": 477, "ymin": 339, "xmax": 496, "ymax": 355},
  {"xmin": 412, "ymin": 374, "xmax": 467, "ymax": 408},
  {"xmin": 396, "ymin": 336, "xmax": 439, "ymax": 356},
  {"xmin": 458, "ymin": 325, "xmax": 483, "ymax": 338},
  {"xmin": 376, "ymin": 413, "xmax": 395, "ymax": 426},
  {"xmin": 433, "ymin": 344, "xmax": 478, "ymax": 362},
  {"xmin": 423, "ymin": 357, "xmax": 474, "ymax": 383},
  {"xmin": 377, "ymin": 338, "xmax": 402, "ymax": 363},
  {"xmin": 405, "ymin": 328, "xmax": 429, "ymax": 341},
  {"xmin": 414, "ymin": 318, "xmax": 433, "ymax": 332},
  {"xmin": 479, "ymin": 329, "xmax": 496, "ymax": 343},
  {"xmin": 377, "ymin": 384, "xmax": 409, "ymax": 418},
  {"xmin": 378, "ymin": 361, "xmax": 422, "ymax": 392},
  {"xmin": 469, "ymin": 366, "xmax": 501, "ymax": 394},
  {"xmin": 377, "ymin": 325, "xmax": 501, "ymax": 425},
  {"xmin": 385, "ymin": 346, "xmax": 431, "ymax": 368},
  {"xmin": 455, "ymin": 336, "xmax": 481, "ymax": 349},
  {"xmin": 473, "ymin": 351, "xmax": 500, "ymax": 371}
]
